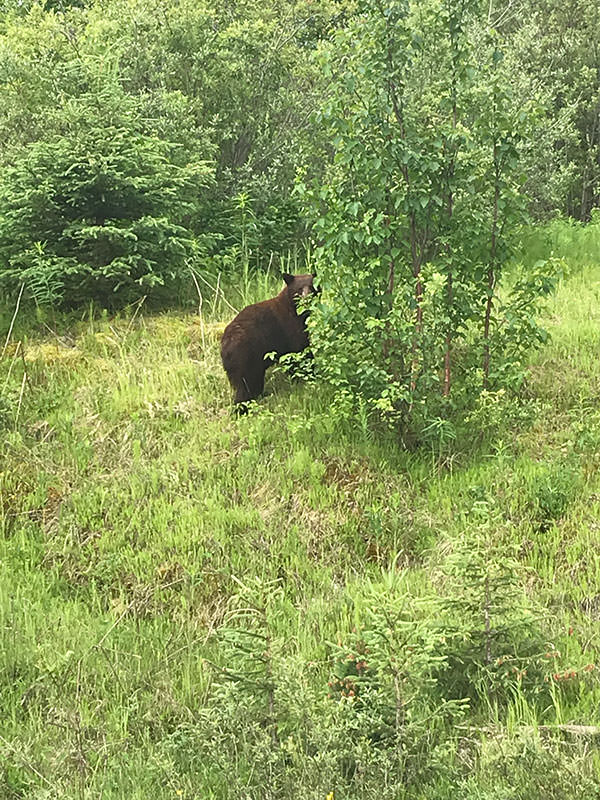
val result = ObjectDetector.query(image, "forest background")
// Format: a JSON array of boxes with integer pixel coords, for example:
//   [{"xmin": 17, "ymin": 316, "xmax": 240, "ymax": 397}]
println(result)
[{"xmin": 0, "ymin": 0, "xmax": 598, "ymax": 306}]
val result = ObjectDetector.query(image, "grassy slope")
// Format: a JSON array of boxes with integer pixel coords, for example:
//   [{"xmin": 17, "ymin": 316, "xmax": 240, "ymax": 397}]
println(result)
[{"xmin": 2, "ymin": 228, "xmax": 600, "ymax": 798}]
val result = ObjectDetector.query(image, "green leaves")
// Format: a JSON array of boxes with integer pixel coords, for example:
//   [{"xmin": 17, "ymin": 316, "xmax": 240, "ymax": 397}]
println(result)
[
  {"xmin": 0, "ymin": 89, "xmax": 213, "ymax": 306},
  {"xmin": 301, "ymin": 0, "xmax": 549, "ymax": 436}
]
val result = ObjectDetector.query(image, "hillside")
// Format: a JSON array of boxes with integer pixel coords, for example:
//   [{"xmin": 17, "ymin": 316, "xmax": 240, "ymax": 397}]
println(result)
[{"xmin": 2, "ymin": 230, "xmax": 600, "ymax": 798}]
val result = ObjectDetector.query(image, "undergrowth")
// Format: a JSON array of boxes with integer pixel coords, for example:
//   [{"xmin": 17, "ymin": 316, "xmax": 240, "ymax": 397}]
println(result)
[{"xmin": 1, "ymin": 229, "xmax": 600, "ymax": 798}]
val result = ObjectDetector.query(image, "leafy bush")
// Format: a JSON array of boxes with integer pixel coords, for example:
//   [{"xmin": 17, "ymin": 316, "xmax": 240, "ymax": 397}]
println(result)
[
  {"xmin": 527, "ymin": 463, "xmax": 581, "ymax": 531},
  {"xmin": 299, "ymin": 0, "xmax": 559, "ymax": 436}
]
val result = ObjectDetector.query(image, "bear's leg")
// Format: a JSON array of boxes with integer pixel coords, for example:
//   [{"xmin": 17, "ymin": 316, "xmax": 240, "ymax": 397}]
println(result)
[{"xmin": 233, "ymin": 362, "xmax": 265, "ymax": 413}]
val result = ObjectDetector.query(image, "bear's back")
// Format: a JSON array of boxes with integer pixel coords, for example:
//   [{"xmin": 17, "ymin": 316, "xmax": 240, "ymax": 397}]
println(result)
[{"xmin": 221, "ymin": 294, "xmax": 307, "ymax": 360}]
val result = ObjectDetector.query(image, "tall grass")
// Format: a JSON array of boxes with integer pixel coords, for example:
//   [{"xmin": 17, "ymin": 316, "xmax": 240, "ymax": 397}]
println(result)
[
  {"xmin": 519, "ymin": 214, "xmax": 600, "ymax": 272},
  {"xmin": 1, "ymin": 227, "xmax": 600, "ymax": 798}
]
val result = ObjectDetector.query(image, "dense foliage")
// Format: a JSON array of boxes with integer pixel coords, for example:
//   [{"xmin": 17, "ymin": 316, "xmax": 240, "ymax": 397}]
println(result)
[
  {"xmin": 0, "ymin": 0, "xmax": 598, "ymax": 307},
  {"xmin": 0, "ymin": 0, "xmax": 343, "ymax": 304},
  {"xmin": 509, "ymin": 0, "xmax": 600, "ymax": 220},
  {"xmin": 300, "ymin": 0, "xmax": 561, "ymax": 433},
  {"xmin": 0, "ymin": 88, "xmax": 212, "ymax": 305}
]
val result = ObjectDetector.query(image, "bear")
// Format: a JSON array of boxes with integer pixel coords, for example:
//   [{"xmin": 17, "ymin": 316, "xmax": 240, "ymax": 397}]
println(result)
[{"xmin": 220, "ymin": 273, "xmax": 317, "ymax": 412}]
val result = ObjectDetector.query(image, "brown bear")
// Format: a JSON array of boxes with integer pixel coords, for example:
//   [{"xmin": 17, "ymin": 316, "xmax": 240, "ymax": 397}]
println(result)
[{"xmin": 220, "ymin": 273, "xmax": 316, "ymax": 411}]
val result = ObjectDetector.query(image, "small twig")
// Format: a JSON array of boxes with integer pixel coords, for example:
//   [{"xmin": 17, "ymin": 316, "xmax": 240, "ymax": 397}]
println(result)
[
  {"xmin": 192, "ymin": 269, "xmax": 238, "ymax": 314},
  {"xmin": 190, "ymin": 270, "xmax": 203, "ymax": 315},
  {"xmin": 2, "ymin": 340, "xmax": 21, "ymax": 391},
  {"xmin": 189, "ymin": 268, "xmax": 205, "ymax": 348},
  {"xmin": 164, "ymin": 636, "xmax": 206, "ymax": 665},
  {"xmin": 76, "ymin": 658, "xmax": 82, "ymax": 704},
  {"xmin": 40, "ymin": 425, "xmax": 57, "ymax": 444},
  {"xmin": 202, "ymin": 657, "xmax": 271, "ymax": 689},
  {"xmin": 14, "ymin": 371, "xmax": 26, "ymax": 430},
  {"xmin": 2, "ymin": 282, "xmax": 25, "ymax": 359},
  {"xmin": 125, "ymin": 295, "xmax": 147, "ymax": 335},
  {"xmin": 93, "ymin": 600, "xmax": 137, "ymax": 651},
  {"xmin": 73, "ymin": 709, "xmax": 89, "ymax": 777},
  {"xmin": 211, "ymin": 272, "xmax": 222, "ymax": 317},
  {"xmin": 41, "ymin": 322, "xmax": 75, "ymax": 348},
  {"xmin": 94, "ymin": 752, "xmax": 109, "ymax": 800},
  {"xmin": 97, "ymin": 645, "xmax": 127, "ymax": 696},
  {"xmin": 491, "ymin": 0, "xmax": 523, "ymax": 29},
  {"xmin": 19, "ymin": 340, "xmax": 31, "ymax": 391}
]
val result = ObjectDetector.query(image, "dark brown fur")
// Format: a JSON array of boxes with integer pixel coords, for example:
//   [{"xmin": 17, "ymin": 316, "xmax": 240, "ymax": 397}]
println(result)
[{"xmin": 221, "ymin": 273, "xmax": 316, "ymax": 410}]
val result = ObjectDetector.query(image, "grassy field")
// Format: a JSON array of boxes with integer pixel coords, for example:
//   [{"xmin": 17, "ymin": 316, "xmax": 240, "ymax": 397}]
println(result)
[{"xmin": 2, "ymin": 223, "xmax": 600, "ymax": 798}]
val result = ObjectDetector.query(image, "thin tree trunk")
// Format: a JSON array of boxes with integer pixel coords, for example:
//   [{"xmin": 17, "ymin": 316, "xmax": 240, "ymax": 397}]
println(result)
[
  {"xmin": 410, "ymin": 211, "xmax": 422, "ymax": 395},
  {"xmin": 484, "ymin": 573, "xmax": 491, "ymax": 666},
  {"xmin": 389, "ymin": 76, "xmax": 423, "ymax": 397},
  {"xmin": 444, "ymin": 117, "xmax": 457, "ymax": 397},
  {"xmin": 389, "ymin": 85, "xmax": 423, "ymax": 335},
  {"xmin": 581, "ymin": 165, "xmax": 589, "ymax": 222},
  {"xmin": 444, "ymin": 273, "xmax": 453, "ymax": 396},
  {"xmin": 382, "ymin": 188, "xmax": 398, "ymax": 374},
  {"xmin": 483, "ymin": 144, "xmax": 499, "ymax": 387},
  {"xmin": 410, "ymin": 212, "xmax": 423, "ymax": 329},
  {"xmin": 444, "ymin": 6, "xmax": 462, "ymax": 397}
]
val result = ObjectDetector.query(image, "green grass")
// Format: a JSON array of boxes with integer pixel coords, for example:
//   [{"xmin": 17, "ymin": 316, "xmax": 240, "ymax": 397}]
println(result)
[
  {"xmin": 2, "ymin": 240, "xmax": 600, "ymax": 798},
  {"xmin": 520, "ymin": 214, "xmax": 600, "ymax": 273}
]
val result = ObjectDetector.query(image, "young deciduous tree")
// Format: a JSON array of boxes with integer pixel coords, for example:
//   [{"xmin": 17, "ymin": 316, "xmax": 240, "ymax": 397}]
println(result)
[{"xmin": 300, "ymin": 0, "xmax": 556, "ymax": 435}]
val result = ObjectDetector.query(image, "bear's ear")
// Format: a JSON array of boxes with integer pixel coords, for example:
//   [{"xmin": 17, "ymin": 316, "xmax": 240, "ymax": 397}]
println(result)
[{"xmin": 282, "ymin": 273, "xmax": 294, "ymax": 286}]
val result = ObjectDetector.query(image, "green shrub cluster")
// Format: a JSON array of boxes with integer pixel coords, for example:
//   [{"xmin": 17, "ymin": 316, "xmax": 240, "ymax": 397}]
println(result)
[
  {"xmin": 1, "ymin": 0, "xmax": 599, "ymax": 309},
  {"xmin": 0, "ymin": 90, "xmax": 213, "ymax": 306},
  {"xmin": 298, "ymin": 0, "xmax": 564, "ymax": 434},
  {"xmin": 0, "ymin": 0, "xmax": 338, "ymax": 305}
]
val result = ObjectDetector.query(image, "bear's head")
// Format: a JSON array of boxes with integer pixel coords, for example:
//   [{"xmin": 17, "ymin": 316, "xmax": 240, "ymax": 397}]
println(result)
[
  {"xmin": 282, "ymin": 273, "xmax": 317, "ymax": 317},
  {"xmin": 283, "ymin": 272, "xmax": 317, "ymax": 298}
]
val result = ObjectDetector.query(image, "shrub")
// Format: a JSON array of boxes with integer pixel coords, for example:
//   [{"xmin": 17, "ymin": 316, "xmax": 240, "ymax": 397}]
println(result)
[
  {"xmin": 0, "ymin": 88, "xmax": 214, "ymax": 307},
  {"xmin": 435, "ymin": 507, "xmax": 550, "ymax": 706},
  {"xmin": 299, "ymin": 0, "xmax": 559, "ymax": 436}
]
